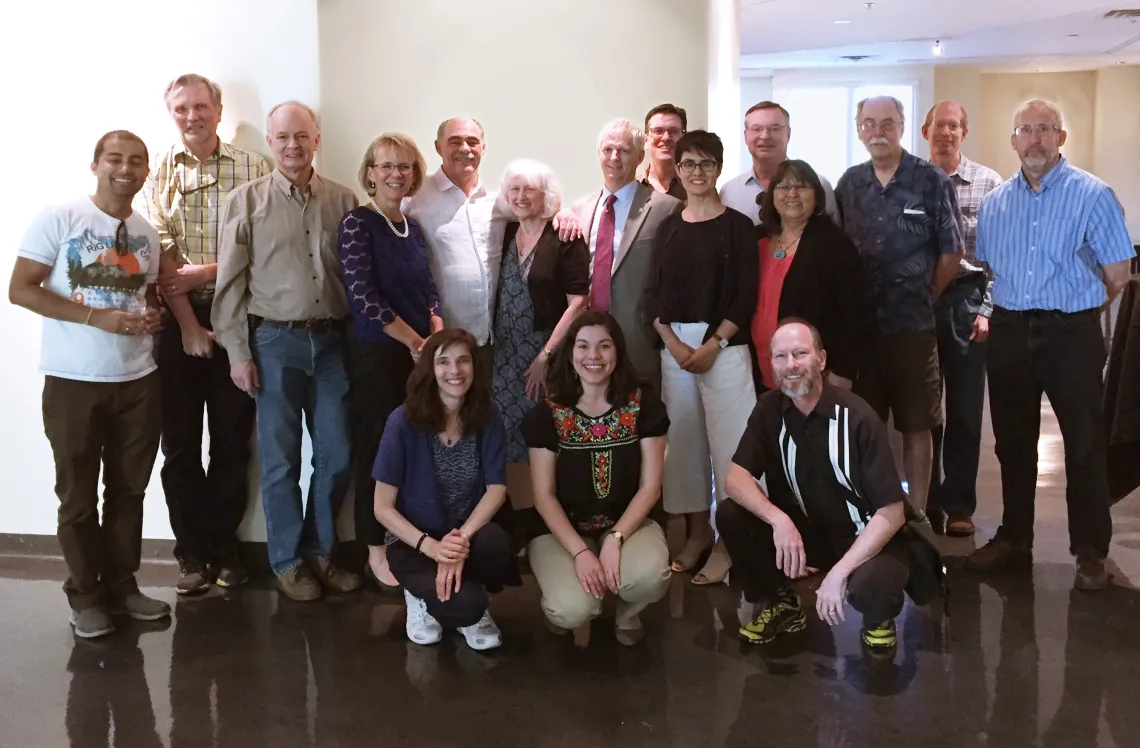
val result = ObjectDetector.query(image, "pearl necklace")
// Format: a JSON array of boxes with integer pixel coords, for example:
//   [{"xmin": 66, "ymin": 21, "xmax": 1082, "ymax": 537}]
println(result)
[{"xmin": 370, "ymin": 199, "xmax": 409, "ymax": 238}]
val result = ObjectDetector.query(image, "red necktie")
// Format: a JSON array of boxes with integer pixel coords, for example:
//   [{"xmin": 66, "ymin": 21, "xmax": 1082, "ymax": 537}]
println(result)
[{"xmin": 590, "ymin": 193, "xmax": 618, "ymax": 312}]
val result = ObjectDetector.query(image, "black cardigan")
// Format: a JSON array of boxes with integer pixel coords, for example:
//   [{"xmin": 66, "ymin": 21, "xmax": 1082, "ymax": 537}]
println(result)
[
  {"xmin": 502, "ymin": 221, "xmax": 589, "ymax": 333},
  {"xmin": 760, "ymin": 214, "xmax": 870, "ymax": 381}
]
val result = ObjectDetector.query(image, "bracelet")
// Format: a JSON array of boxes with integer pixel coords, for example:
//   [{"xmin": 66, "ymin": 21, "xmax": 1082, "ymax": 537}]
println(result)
[
  {"xmin": 415, "ymin": 533, "xmax": 429, "ymax": 553},
  {"xmin": 83, "ymin": 307, "xmax": 95, "ymax": 326},
  {"xmin": 572, "ymin": 548, "xmax": 590, "ymax": 559}
]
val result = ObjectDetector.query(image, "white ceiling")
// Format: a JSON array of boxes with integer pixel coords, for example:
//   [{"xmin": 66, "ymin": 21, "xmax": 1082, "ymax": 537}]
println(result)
[{"xmin": 739, "ymin": 1, "xmax": 1140, "ymax": 72}]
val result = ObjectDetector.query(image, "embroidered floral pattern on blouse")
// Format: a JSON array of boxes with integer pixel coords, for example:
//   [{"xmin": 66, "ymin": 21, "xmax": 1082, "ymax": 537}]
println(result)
[
  {"xmin": 591, "ymin": 450, "xmax": 612, "ymax": 500},
  {"xmin": 548, "ymin": 389, "xmax": 643, "ymax": 449}
]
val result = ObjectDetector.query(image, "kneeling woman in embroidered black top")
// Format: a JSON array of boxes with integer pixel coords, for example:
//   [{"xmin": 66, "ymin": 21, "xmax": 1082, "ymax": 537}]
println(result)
[
  {"xmin": 523, "ymin": 311, "xmax": 671, "ymax": 646},
  {"xmin": 373, "ymin": 329, "xmax": 513, "ymax": 650}
]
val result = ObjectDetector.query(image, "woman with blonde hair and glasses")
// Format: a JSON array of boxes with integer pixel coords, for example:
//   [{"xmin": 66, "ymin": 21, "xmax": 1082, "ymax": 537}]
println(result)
[{"xmin": 338, "ymin": 132, "xmax": 444, "ymax": 592}]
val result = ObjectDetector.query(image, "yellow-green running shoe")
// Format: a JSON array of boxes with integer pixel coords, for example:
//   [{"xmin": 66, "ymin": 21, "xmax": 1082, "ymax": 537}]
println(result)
[
  {"xmin": 861, "ymin": 619, "xmax": 897, "ymax": 651},
  {"xmin": 738, "ymin": 590, "xmax": 806, "ymax": 644}
]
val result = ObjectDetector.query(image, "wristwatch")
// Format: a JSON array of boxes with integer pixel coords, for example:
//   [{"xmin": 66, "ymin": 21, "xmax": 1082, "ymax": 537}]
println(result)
[
  {"xmin": 609, "ymin": 530, "xmax": 625, "ymax": 546},
  {"xmin": 711, "ymin": 333, "xmax": 729, "ymax": 349}
]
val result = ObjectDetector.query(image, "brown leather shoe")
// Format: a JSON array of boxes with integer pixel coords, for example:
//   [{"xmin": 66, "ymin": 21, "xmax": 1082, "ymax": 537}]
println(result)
[
  {"xmin": 964, "ymin": 538, "xmax": 1032, "ymax": 571},
  {"xmin": 310, "ymin": 558, "xmax": 362, "ymax": 593},
  {"xmin": 1074, "ymin": 552, "xmax": 1109, "ymax": 591},
  {"xmin": 277, "ymin": 566, "xmax": 322, "ymax": 602},
  {"xmin": 945, "ymin": 516, "xmax": 976, "ymax": 537}
]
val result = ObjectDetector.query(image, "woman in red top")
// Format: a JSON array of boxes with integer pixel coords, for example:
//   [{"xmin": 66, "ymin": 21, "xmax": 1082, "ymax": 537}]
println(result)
[{"xmin": 752, "ymin": 160, "xmax": 868, "ymax": 392}]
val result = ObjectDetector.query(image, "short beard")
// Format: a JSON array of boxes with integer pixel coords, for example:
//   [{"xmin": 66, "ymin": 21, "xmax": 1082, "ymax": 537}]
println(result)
[{"xmin": 777, "ymin": 365, "xmax": 821, "ymax": 398}]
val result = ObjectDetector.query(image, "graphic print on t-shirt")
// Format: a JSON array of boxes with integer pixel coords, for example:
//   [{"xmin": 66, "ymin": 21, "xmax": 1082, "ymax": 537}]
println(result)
[{"xmin": 64, "ymin": 228, "xmax": 153, "ymax": 309}]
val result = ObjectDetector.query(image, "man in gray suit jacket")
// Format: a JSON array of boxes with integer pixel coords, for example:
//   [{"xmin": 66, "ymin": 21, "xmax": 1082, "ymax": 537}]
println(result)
[{"xmin": 572, "ymin": 118, "xmax": 682, "ymax": 392}]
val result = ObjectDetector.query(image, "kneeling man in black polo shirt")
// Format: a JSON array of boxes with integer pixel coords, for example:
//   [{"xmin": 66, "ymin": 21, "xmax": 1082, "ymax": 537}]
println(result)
[{"xmin": 718, "ymin": 319, "xmax": 911, "ymax": 653}]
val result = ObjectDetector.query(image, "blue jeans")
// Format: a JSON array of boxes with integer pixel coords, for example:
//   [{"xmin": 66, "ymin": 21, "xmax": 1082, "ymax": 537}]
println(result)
[
  {"xmin": 251, "ymin": 323, "xmax": 352, "ymax": 575},
  {"xmin": 929, "ymin": 277, "xmax": 987, "ymax": 517}
]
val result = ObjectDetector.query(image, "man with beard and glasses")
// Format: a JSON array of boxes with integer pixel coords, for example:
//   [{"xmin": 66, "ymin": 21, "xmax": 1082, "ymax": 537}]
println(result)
[
  {"xmin": 716, "ymin": 319, "xmax": 914, "ymax": 655},
  {"xmin": 967, "ymin": 100, "xmax": 1133, "ymax": 591},
  {"xmin": 835, "ymin": 95, "xmax": 964, "ymax": 515}
]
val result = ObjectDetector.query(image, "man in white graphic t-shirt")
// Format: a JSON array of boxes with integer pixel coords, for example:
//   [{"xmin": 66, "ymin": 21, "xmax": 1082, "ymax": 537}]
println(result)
[{"xmin": 9, "ymin": 130, "xmax": 198, "ymax": 639}]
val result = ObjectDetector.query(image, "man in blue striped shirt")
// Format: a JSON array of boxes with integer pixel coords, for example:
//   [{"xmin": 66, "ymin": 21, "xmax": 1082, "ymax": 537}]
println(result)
[{"xmin": 968, "ymin": 99, "xmax": 1134, "ymax": 591}]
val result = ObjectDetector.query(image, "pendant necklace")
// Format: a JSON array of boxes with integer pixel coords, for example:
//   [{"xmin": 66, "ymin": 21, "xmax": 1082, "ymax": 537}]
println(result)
[
  {"xmin": 370, "ymin": 199, "xmax": 409, "ymax": 238},
  {"xmin": 773, "ymin": 230, "xmax": 802, "ymax": 260}
]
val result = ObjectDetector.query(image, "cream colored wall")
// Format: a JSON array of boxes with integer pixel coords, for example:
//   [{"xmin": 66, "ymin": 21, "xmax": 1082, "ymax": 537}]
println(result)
[
  {"xmin": 1094, "ymin": 66, "xmax": 1140, "ymax": 239},
  {"xmin": 316, "ymin": 0, "xmax": 709, "ymax": 205},
  {"xmin": 932, "ymin": 65, "xmax": 1140, "ymax": 240}
]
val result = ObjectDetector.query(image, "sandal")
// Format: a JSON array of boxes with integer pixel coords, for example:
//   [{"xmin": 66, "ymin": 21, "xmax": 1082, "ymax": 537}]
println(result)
[
  {"xmin": 671, "ymin": 536, "xmax": 714, "ymax": 573},
  {"xmin": 691, "ymin": 546, "xmax": 732, "ymax": 586}
]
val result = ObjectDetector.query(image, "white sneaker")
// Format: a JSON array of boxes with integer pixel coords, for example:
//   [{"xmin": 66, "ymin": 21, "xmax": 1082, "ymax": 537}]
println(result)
[
  {"xmin": 404, "ymin": 590, "xmax": 442, "ymax": 645},
  {"xmin": 457, "ymin": 609, "xmax": 502, "ymax": 651}
]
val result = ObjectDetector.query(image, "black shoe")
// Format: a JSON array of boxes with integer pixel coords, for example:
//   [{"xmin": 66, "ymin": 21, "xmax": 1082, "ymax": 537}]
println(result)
[
  {"xmin": 364, "ymin": 563, "xmax": 402, "ymax": 595},
  {"xmin": 214, "ymin": 551, "xmax": 249, "ymax": 589},
  {"xmin": 176, "ymin": 558, "xmax": 210, "ymax": 596},
  {"xmin": 738, "ymin": 587, "xmax": 806, "ymax": 645}
]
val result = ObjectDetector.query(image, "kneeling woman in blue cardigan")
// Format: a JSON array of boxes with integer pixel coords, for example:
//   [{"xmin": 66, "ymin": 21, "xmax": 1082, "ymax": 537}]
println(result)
[{"xmin": 373, "ymin": 328, "xmax": 512, "ymax": 650}]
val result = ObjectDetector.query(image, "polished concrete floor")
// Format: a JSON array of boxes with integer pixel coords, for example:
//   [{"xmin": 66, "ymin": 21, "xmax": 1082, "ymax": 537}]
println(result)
[{"xmin": 3, "ymin": 399, "xmax": 1140, "ymax": 748}]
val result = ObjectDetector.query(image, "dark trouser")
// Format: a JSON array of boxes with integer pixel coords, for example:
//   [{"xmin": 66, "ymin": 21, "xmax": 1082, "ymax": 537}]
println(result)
[
  {"xmin": 157, "ymin": 300, "xmax": 255, "ymax": 564},
  {"xmin": 348, "ymin": 334, "xmax": 414, "ymax": 547},
  {"xmin": 716, "ymin": 499, "xmax": 910, "ymax": 623},
  {"xmin": 43, "ymin": 372, "xmax": 162, "ymax": 611},
  {"xmin": 986, "ymin": 306, "xmax": 1111, "ymax": 556},
  {"xmin": 929, "ymin": 277, "xmax": 987, "ymax": 517},
  {"xmin": 388, "ymin": 522, "xmax": 513, "ymax": 628}
]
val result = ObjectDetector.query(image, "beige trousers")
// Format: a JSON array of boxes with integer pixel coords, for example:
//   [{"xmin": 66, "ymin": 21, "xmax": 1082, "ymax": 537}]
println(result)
[{"xmin": 527, "ymin": 520, "xmax": 671, "ymax": 630}]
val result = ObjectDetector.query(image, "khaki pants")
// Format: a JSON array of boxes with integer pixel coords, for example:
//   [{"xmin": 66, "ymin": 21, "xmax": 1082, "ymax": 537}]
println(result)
[
  {"xmin": 43, "ymin": 373, "xmax": 161, "ymax": 610},
  {"xmin": 527, "ymin": 520, "xmax": 671, "ymax": 630}
]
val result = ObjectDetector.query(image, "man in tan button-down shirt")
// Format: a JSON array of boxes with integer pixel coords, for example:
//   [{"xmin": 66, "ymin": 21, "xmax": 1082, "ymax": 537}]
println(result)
[
  {"xmin": 140, "ymin": 73, "xmax": 270, "ymax": 597},
  {"xmin": 212, "ymin": 100, "xmax": 360, "ymax": 602}
]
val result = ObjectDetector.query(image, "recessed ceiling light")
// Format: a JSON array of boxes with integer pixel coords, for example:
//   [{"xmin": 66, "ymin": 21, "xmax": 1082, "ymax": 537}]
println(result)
[
  {"xmin": 834, "ymin": 19, "xmax": 851, "ymax": 24},
  {"xmin": 864, "ymin": 2, "xmax": 875, "ymax": 8}
]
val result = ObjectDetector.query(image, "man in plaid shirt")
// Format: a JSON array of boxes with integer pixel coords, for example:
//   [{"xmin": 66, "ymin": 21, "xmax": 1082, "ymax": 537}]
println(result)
[
  {"xmin": 140, "ymin": 73, "xmax": 269, "ymax": 595},
  {"xmin": 921, "ymin": 100, "xmax": 1003, "ymax": 537}
]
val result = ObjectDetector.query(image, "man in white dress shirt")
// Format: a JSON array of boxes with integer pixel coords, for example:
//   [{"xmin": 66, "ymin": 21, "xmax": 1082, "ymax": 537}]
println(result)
[
  {"xmin": 405, "ymin": 117, "xmax": 580, "ymax": 366},
  {"xmin": 720, "ymin": 101, "xmax": 839, "ymax": 226}
]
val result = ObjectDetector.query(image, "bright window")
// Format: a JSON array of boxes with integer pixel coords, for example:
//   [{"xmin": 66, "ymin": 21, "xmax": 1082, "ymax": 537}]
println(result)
[{"xmin": 781, "ymin": 82, "xmax": 918, "ymax": 185}]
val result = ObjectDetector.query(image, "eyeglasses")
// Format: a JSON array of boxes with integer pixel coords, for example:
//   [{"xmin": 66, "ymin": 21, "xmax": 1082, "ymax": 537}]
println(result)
[
  {"xmin": 859, "ymin": 118, "xmax": 900, "ymax": 134},
  {"xmin": 773, "ymin": 182, "xmax": 809, "ymax": 192},
  {"xmin": 746, "ymin": 124, "xmax": 787, "ymax": 136},
  {"xmin": 373, "ymin": 162, "xmax": 414, "ymax": 175},
  {"xmin": 678, "ymin": 159, "xmax": 719, "ymax": 174},
  {"xmin": 114, "ymin": 220, "xmax": 128, "ymax": 257},
  {"xmin": 648, "ymin": 126, "xmax": 684, "ymax": 139},
  {"xmin": 931, "ymin": 120, "xmax": 963, "ymax": 132},
  {"xmin": 1013, "ymin": 124, "xmax": 1060, "ymax": 138}
]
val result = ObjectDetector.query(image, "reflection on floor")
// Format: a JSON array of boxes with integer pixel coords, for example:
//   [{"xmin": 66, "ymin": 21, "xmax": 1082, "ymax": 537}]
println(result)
[{"xmin": 2, "ymin": 401, "xmax": 1140, "ymax": 748}]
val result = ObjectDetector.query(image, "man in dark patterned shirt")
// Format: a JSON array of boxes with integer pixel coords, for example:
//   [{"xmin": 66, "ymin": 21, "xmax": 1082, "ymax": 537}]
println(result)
[{"xmin": 835, "ymin": 95, "xmax": 964, "ymax": 514}]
